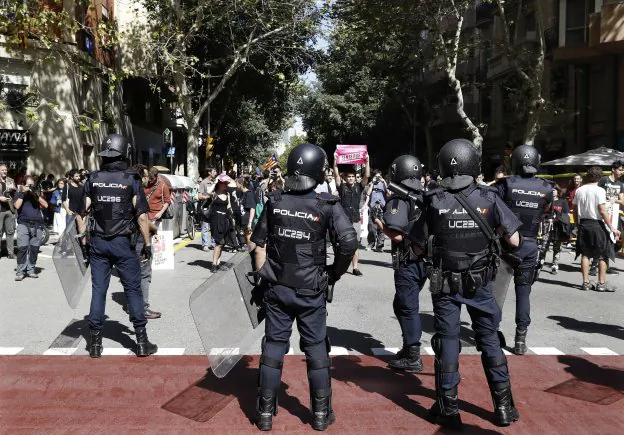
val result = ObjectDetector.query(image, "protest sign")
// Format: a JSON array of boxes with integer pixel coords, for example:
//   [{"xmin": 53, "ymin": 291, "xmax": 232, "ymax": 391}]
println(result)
[
  {"xmin": 151, "ymin": 231, "xmax": 175, "ymax": 270},
  {"xmin": 336, "ymin": 145, "xmax": 368, "ymax": 165}
]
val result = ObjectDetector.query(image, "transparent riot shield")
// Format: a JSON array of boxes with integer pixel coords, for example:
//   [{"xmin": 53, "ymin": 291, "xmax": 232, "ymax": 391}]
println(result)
[
  {"xmin": 189, "ymin": 251, "xmax": 265, "ymax": 378},
  {"xmin": 492, "ymin": 260, "xmax": 514, "ymax": 310},
  {"xmin": 53, "ymin": 216, "xmax": 90, "ymax": 309}
]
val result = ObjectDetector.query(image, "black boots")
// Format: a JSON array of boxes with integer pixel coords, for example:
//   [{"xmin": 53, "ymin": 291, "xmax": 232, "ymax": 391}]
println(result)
[
  {"xmin": 388, "ymin": 344, "xmax": 424, "ymax": 372},
  {"xmin": 255, "ymin": 389, "xmax": 278, "ymax": 431},
  {"xmin": 490, "ymin": 382, "xmax": 520, "ymax": 426},
  {"xmin": 429, "ymin": 388, "xmax": 462, "ymax": 430},
  {"xmin": 135, "ymin": 327, "xmax": 158, "ymax": 357},
  {"xmin": 311, "ymin": 389, "xmax": 335, "ymax": 431},
  {"xmin": 514, "ymin": 329, "xmax": 528, "ymax": 355},
  {"xmin": 89, "ymin": 330, "xmax": 103, "ymax": 358}
]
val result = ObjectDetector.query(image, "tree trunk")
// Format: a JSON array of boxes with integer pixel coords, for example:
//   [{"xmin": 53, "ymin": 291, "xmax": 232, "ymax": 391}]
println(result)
[
  {"xmin": 441, "ymin": 13, "xmax": 483, "ymax": 151},
  {"xmin": 186, "ymin": 125, "xmax": 199, "ymax": 181},
  {"xmin": 425, "ymin": 123, "xmax": 435, "ymax": 170}
]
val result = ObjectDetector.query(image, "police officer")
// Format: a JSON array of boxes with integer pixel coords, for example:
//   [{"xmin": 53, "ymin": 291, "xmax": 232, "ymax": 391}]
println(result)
[
  {"xmin": 251, "ymin": 143, "xmax": 358, "ymax": 431},
  {"xmin": 83, "ymin": 134, "xmax": 157, "ymax": 358},
  {"xmin": 495, "ymin": 145, "xmax": 552, "ymax": 355},
  {"xmin": 372, "ymin": 155, "xmax": 426, "ymax": 372},
  {"xmin": 422, "ymin": 139, "xmax": 522, "ymax": 429}
]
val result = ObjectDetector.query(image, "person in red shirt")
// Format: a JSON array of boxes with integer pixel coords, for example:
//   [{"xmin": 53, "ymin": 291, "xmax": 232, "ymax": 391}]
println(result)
[
  {"xmin": 567, "ymin": 173, "xmax": 582, "ymax": 210},
  {"xmin": 144, "ymin": 167, "xmax": 171, "ymax": 226}
]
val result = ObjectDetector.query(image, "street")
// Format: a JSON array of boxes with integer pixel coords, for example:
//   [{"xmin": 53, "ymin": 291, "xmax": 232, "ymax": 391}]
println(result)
[
  {"xmin": 1, "ymin": 237, "xmax": 623, "ymax": 433},
  {"xmin": 1, "ymin": 237, "xmax": 623, "ymax": 357}
]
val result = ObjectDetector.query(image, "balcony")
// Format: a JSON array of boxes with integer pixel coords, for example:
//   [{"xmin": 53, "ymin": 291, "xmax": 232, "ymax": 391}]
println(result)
[{"xmin": 591, "ymin": 1, "xmax": 624, "ymax": 52}]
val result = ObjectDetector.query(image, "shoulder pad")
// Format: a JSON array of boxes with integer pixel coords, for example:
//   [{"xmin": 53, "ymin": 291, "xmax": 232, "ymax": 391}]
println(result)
[
  {"xmin": 476, "ymin": 185, "xmax": 497, "ymax": 202},
  {"xmin": 90, "ymin": 171, "xmax": 100, "ymax": 180},
  {"xmin": 316, "ymin": 192, "xmax": 339, "ymax": 204},
  {"xmin": 542, "ymin": 179, "xmax": 555, "ymax": 188}
]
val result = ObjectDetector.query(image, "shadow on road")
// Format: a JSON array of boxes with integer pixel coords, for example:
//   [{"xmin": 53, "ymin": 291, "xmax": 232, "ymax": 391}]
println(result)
[
  {"xmin": 537, "ymin": 276, "xmax": 582, "ymax": 288},
  {"xmin": 327, "ymin": 326, "xmax": 386, "ymax": 358},
  {"xmin": 162, "ymin": 357, "xmax": 309, "ymax": 425},
  {"xmin": 548, "ymin": 315, "xmax": 624, "ymax": 341},
  {"xmin": 332, "ymin": 356, "xmax": 501, "ymax": 433},
  {"xmin": 55, "ymin": 315, "xmax": 138, "ymax": 353}
]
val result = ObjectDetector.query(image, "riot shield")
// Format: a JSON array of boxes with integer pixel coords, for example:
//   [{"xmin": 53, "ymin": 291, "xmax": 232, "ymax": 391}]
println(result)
[
  {"xmin": 53, "ymin": 216, "xmax": 90, "ymax": 309},
  {"xmin": 492, "ymin": 260, "xmax": 514, "ymax": 310},
  {"xmin": 189, "ymin": 251, "xmax": 265, "ymax": 378}
]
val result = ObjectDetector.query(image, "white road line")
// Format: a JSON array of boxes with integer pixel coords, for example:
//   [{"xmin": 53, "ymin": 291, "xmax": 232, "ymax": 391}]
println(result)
[
  {"xmin": 43, "ymin": 348, "xmax": 78, "ymax": 356},
  {"xmin": 38, "ymin": 254, "xmax": 52, "ymax": 258},
  {"xmin": 286, "ymin": 347, "xmax": 295, "ymax": 355},
  {"xmin": 329, "ymin": 347, "xmax": 349, "ymax": 356},
  {"xmin": 209, "ymin": 348, "xmax": 240, "ymax": 355},
  {"xmin": 529, "ymin": 347, "xmax": 565, "ymax": 355},
  {"xmin": 503, "ymin": 349, "xmax": 512, "ymax": 356},
  {"xmin": 155, "ymin": 348, "xmax": 186, "ymax": 356},
  {"xmin": 0, "ymin": 347, "xmax": 23, "ymax": 355},
  {"xmin": 581, "ymin": 347, "xmax": 618, "ymax": 356},
  {"xmin": 101, "ymin": 348, "xmax": 133, "ymax": 356},
  {"xmin": 371, "ymin": 347, "xmax": 399, "ymax": 356},
  {"xmin": 423, "ymin": 346, "xmax": 435, "ymax": 355}
]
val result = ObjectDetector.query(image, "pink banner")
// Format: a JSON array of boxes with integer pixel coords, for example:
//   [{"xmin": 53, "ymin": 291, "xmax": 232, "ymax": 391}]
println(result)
[{"xmin": 336, "ymin": 145, "xmax": 368, "ymax": 165}]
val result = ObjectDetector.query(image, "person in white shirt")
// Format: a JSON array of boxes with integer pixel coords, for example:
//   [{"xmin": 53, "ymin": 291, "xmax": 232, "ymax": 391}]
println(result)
[{"xmin": 573, "ymin": 166, "xmax": 621, "ymax": 292}]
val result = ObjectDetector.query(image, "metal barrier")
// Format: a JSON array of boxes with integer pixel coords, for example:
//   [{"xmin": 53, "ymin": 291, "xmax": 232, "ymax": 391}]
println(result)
[{"xmin": 158, "ymin": 174, "xmax": 197, "ymax": 239}]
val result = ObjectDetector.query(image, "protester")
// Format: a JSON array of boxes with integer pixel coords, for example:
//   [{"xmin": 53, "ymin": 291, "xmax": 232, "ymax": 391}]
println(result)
[
  {"xmin": 208, "ymin": 174, "xmax": 234, "ymax": 273},
  {"xmin": 0, "ymin": 162, "xmax": 16, "ymax": 259},
  {"xmin": 236, "ymin": 177, "xmax": 256, "ymax": 245},
  {"xmin": 573, "ymin": 166, "xmax": 620, "ymax": 292},
  {"xmin": 144, "ymin": 167, "xmax": 171, "ymax": 229},
  {"xmin": 198, "ymin": 168, "xmax": 218, "ymax": 251},
  {"xmin": 51, "ymin": 178, "xmax": 67, "ymax": 235},
  {"xmin": 567, "ymin": 173, "xmax": 583, "ymax": 211},
  {"xmin": 364, "ymin": 170, "xmax": 387, "ymax": 251},
  {"xmin": 547, "ymin": 186, "xmax": 571, "ymax": 275},
  {"xmin": 333, "ymin": 152, "xmax": 370, "ymax": 276},
  {"xmin": 13, "ymin": 175, "xmax": 48, "ymax": 280}
]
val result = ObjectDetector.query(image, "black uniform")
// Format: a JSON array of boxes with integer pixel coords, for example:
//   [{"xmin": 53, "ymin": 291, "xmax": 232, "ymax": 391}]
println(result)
[
  {"xmin": 496, "ymin": 176, "xmax": 552, "ymax": 332},
  {"xmin": 382, "ymin": 193, "xmax": 427, "ymax": 370},
  {"xmin": 251, "ymin": 189, "xmax": 357, "ymax": 427},
  {"xmin": 423, "ymin": 184, "xmax": 522, "ymax": 426},
  {"xmin": 85, "ymin": 161, "xmax": 149, "ymax": 332}
]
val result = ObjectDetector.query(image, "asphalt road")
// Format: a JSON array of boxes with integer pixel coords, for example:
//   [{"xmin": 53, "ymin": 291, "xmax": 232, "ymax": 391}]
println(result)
[{"xmin": 1, "ymin": 236, "xmax": 623, "ymax": 357}]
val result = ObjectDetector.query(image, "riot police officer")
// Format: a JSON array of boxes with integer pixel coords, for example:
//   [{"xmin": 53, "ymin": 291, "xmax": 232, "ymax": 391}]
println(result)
[
  {"xmin": 83, "ymin": 134, "xmax": 157, "ymax": 358},
  {"xmin": 422, "ymin": 139, "xmax": 522, "ymax": 429},
  {"xmin": 251, "ymin": 143, "xmax": 358, "ymax": 431},
  {"xmin": 372, "ymin": 155, "xmax": 426, "ymax": 372},
  {"xmin": 495, "ymin": 145, "xmax": 552, "ymax": 355}
]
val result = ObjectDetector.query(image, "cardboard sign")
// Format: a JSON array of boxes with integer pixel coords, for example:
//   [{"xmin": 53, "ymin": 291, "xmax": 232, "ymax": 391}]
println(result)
[
  {"xmin": 336, "ymin": 145, "xmax": 368, "ymax": 165},
  {"xmin": 151, "ymin": 231, "xmax": 175, "ymax": 270}
]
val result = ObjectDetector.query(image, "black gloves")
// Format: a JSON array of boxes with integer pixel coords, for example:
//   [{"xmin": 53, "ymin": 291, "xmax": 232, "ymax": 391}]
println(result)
[{"xmin": 141, "ymin": 244, "xmax": 153, "ymax": 262}]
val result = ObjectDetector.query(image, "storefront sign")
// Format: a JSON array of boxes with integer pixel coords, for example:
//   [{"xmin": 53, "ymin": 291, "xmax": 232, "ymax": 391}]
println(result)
[{"xmin": 0, "ymin": 129, "xmax": 29, "ymax": 152}]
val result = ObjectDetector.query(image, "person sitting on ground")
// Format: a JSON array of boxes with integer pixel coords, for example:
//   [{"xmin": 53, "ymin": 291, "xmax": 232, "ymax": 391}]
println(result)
[{"xmin": 573, "ymin": 166, "xmax": 621, "ymax": 292}]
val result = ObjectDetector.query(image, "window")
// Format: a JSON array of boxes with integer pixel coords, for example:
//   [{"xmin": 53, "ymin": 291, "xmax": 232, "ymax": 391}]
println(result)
[{"xmin": 566, "ymin": 0, "xmax": 595, "ymax": 46}]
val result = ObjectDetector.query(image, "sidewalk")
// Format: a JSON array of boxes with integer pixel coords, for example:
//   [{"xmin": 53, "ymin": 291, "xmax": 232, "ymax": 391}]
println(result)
[{"xmin": 1, "ymin": 354, "xmax": 622, "ymax": 433}]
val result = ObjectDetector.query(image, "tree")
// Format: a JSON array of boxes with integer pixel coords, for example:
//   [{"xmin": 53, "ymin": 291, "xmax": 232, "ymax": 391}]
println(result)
[
  {"xmin": 278, "ymin": 134, "xmax": 307, "ymax": 169},
  {"xmin": 490, "ymin": 0, "xmax": 548, "ymax": 146},
  {"xmin": 125, "ymin": 0, "xmax": 321, "ymax": 180}
]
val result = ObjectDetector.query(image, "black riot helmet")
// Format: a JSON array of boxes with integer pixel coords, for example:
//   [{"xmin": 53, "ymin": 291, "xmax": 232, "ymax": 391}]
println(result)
[
  {"xmin": 437, "ymin": 138, "xmax": 481, "ymax": 190},
  {"xmin": 98, "ymin": 134, "xmax": 131, "ymax": 160},
  {"xmin": 389, "ymin": 154, "xmax": 423, "ymax": 191},
  {"xmin": 511, "ymin": 144, "xmax": 540, "ymax": 176},
  {"xmin": 284, "ymin": 143, "xmax": 328, "ymax": 191}
]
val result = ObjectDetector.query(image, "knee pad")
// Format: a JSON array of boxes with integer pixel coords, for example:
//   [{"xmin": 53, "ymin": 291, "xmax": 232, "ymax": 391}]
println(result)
[
  {"xmin": 431, "ymin": 333, "xmax": 461, "ymax": 356},
  {"xmin": 481, "ymin": 353, "xmax": 508, "ymax": 384},
  {"xmin": 514, "ymin": 268, "xmax": 533, "ymax": 286},
  {"xmin": 260, "ymin": 337, "xmax": 288, "ymax": 370}
]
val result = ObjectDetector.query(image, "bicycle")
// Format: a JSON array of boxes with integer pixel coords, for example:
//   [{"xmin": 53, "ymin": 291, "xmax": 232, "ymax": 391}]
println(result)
[{"xmin": 186, "ymin": 199, "xmax": 198, "ymax": 240}]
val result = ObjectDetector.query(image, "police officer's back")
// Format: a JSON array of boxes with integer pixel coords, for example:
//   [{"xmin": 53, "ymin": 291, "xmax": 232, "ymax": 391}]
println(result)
[
  {"xmin": 251, "ymin": 143, "xmax": 357, "ymax": 431},
  {"xmin": 495, "ymin": 145, "xmax": 552, "ymax": 355},
  {"xmin": 83, "ymin": 134, "xmax": 157, "ymax": 358},
  {"xmin": 373, "ymin": 155, "xmax": 427, "ymax": 372},
  {"xmin": 423, "ymin": 139, "xmax": 522, "ymax": 429}
]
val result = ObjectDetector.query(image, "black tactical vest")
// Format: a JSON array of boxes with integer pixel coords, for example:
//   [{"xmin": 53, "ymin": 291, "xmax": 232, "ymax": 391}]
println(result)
[
  {"xmin": 501, "ymin": 176, "xmax": 551, "ymax": 238},
  {"xmin": 426, "ymin": 187, "xmax": 498, "ymax": 272},
  {"xmin": 262, "ymin": 192, "xmax": 332, "ymax": 289},
  {"xmin": 88, "ymin": 170, "xmax": 136, "ymax": 237}
]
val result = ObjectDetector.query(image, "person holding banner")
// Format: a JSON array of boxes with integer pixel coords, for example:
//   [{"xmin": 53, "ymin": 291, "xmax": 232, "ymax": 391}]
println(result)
[{"xmin": 333, "ymin": 149, "xmax": 370, "ymax": 276}]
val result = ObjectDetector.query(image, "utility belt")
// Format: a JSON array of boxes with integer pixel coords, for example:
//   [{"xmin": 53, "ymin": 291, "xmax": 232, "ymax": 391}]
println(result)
[
  {"xmin": 426, "ymin": 244, "xmax": 499, "ymax": 298},
  {"xmin": 428, "ymin": 263, "xmax": 496, "ymax": 299},
  {"xmin": 391, "ymin": 241, "xmax": 421, "ymax": 270}
]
